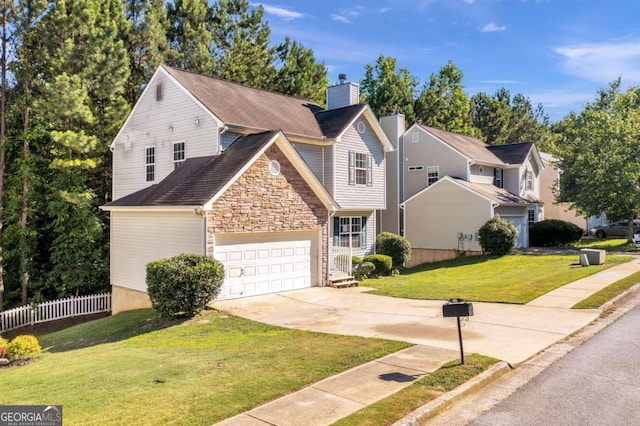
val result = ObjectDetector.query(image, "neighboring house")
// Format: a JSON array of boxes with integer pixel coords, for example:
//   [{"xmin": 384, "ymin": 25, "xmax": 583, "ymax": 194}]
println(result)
[
  {"xmin": 395, "ymin": 124, "xmax": 543, "ymax": 266},
  {"xmin": 103, "ymin": 65, "xmax": 392, "ymax": 313},
  {"xmin": 539, "ymin": 152, "xmax": 605, "ymax": 233}
]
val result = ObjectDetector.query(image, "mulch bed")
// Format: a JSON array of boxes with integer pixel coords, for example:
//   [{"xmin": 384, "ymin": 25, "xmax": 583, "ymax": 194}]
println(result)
[{"xmin": 1, "ymin": 312, "xmax": 111, "ymax": 340}]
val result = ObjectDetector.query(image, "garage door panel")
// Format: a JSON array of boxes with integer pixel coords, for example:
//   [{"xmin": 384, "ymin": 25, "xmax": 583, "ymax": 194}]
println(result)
[{"xmin": 214, "ymin": 234, "xmax": 315, "ymax": 300}]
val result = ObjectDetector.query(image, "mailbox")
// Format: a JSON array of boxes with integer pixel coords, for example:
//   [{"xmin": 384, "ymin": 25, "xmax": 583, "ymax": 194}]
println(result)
[{"xmin": 442, "ymin": 299, "xmax": 474, "ymax": 317}]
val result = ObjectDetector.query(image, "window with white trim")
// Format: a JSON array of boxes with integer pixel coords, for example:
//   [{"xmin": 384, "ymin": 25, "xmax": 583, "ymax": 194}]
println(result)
[
  {"xmin": 348, "ymin": 151, "xmax": 372, "ymax": 186},
  {"xmin": 145, "ymin": 146, "xmax": 155, "ymax": 182},
  {"xmin": 173, "ymin": 141, "xmax": 185, "ymax": 169},
  {"xmin": 528, "ymin": 209, "xmax": 536, "ymax": 225},
  {"xmin": 333, "ymin": 216, "xmax": 367, "ymax": 249},
  {"xmin": 408, "ymin": 165, "xmax": 423, "ymax": 171},
  {"xmin": 427, "ymin": 166, "xmax": 439, "ymax": 186},
  {"xmin": 494, "ymin": 168, "xmax": 503, "ymax": 188},
  {"xmin": 525, "ymin": 170, "xmax": 533, "ymax": 190}
]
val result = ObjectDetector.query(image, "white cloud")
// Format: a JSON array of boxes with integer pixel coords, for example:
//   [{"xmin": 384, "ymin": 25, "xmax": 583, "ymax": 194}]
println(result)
[
  {"xmin": 481, "ymin": 23, "xmax": 508, "ymax": 32},
  {"xmin": 252, "ymin": 3, "xmax": 304, "ymax": 20},
  {"xmin": 331, "ymin": 14, "xmax": 351, "ymax": 24},
  {"xmin": 379, "ymin": 7, "xmax": 392, "ymax": 13},
  {"xmin": 554, "ymin": 42, "xmax": 640, "ymax": 84},
  {"xmin": 463, "ymin": 0, "xmax": 475, "ymax": 4}
]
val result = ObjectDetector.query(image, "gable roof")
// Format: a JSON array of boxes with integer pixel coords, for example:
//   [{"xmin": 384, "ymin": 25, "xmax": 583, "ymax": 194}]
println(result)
[
  {"xmin": 487, "ymin": 142, "xmax": 535, "ymax": 165},
  {"xmin": 103, "ymin": 131, "xmax": 338, "ymax": 210},
  {"xmin": 418, "ymin": 125, "xmax": 504, "ymax": 165},
  {"xmin": 403, "ymin": 175, "xmax": 533, "ymax": 207},
  {"xmin": 315, "ymin": 104, "xmax": 367, "ymax": 138}
]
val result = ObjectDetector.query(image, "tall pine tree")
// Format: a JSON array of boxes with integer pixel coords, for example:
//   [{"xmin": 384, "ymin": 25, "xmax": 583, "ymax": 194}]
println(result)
[
  {"xmin": 273, "ymin": 37, "xmax": 328, "ymax": 104},
  {"xmin": 166, "ymin": 0, "xmax": 213, "ymax": 74}
]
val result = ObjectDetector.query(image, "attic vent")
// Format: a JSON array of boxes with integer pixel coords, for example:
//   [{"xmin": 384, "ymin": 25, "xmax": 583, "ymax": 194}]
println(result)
[
  {"xmin": 357, "ymin": 121, "xmax": 366, "ymax": 134},
  {"xmin": 412, "ymin": 132, "xmax": 419, "ymax": 143},
  {"xmin": 156, "ymin": 84, "xmax": 163, "ymax": 101}
]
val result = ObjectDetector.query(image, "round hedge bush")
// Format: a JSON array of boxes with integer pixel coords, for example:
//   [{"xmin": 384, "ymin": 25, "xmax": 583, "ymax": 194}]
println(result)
[
  {"xmin": 353, "ymin": 261, "xmax": 375, "ymax": 280},
  {"xmin": 363, "ymin": 254, "xmax": 393, "ymax": 276},
  {"xmin": 376, "ymin": 232, "xmax": 411, "ymax": 270},
  {"xmin": 7, "ymin": 335, "xmax": 42, "ymax": 359},
  {"xmin": 478, "ymin": 215, "xmax": 517, "ymax": 256},
  {"xmin": 146, "ymin": 253, "xmax": 225, "ymax": 318},
  {"xmin": 529, "ymin": 219, "xmax": 584, "ymax": 247}
]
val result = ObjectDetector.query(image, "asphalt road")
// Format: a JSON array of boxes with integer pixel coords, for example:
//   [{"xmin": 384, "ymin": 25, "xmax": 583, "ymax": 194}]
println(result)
[{"xmin": 468, "ymin": 303, "xmax": 640, "ymax": 426}]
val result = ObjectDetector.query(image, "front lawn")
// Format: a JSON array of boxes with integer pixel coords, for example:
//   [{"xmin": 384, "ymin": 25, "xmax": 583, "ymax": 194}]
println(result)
[
  {"xmin": 570, "ymin": 237, "xmax": 640, "ymax": 252},
  {"xmin": 1, "ymin": 309, "xmax": 409, "ymax": 425},
  {"xmin": 364, "ymin": 254, "xmax": 631, "ymax": 304}
]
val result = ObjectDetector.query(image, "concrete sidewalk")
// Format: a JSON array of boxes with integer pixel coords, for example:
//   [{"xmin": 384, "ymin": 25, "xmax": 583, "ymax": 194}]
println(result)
[{"xmin": 213, "ymin": 255, "xmax": 640, "ymax": 426}]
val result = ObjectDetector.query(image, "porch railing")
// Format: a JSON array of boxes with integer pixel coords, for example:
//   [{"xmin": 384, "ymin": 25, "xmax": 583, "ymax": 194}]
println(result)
[{"xmin": 329, "ymin": 246, "xmax": 352, "ymax": 276}]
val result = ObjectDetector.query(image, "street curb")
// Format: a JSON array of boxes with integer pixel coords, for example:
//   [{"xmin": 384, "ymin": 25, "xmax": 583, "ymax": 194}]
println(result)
[
  {"xmin": 392, "ymin": 361, "xmax": 512, "ymax": 426},
  {"xmin": 394, "ymin": 281, "xmax": 640, "ymax": 426}
]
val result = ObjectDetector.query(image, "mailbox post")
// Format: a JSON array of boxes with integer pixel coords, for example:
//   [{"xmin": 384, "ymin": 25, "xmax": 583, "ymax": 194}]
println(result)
[{"xmin": 442, "ymin": 298, "xmax": 474, "ymax": 365}]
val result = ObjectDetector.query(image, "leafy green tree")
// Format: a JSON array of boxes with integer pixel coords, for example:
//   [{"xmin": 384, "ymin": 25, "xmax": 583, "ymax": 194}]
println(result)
[
  {"xmin": 471, "ymin": 88, "xmax": 555, "ymax": 151},
  {"xmin": 414, "ymin": 61, "xmax": 474, "ymax": 135},
  {"xmin": 166, "ymin": 0, "xmax": 213, "ymax": 74},
  {"xmin": 123, "ymin": 0, "xmax": 168, "ymax": 104},
  {"xmin": 29, "ymin": 0, "xmax": 129, "ymax": 297},
  {"xmin": 556, "ymin": 80, "xmax": 640, "ymax": 242},
  {"xmin": 273, "ymin": 37, "xmax": 328, "ymax": 104},
  {"xmin": 359, "ymin": 55, "xmax": 418, "ymax": 124},
  {"xmin": 211, "ymin": 0, "xmax": 275, "ymax": 88}
]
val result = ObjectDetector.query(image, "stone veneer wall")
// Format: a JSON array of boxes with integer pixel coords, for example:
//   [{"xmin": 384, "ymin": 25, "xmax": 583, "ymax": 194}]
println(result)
[{"xmin": 205, "ymin": 144, "xmax": 329, "ymax": 284}]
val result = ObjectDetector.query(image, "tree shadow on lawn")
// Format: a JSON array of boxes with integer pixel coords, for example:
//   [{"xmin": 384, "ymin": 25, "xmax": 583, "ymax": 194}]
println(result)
[
  {"xmin": 400, "ymin": 254, "xmax": 498, "ymax": 275},
  {"xmin": 32, "ymin": 309, "xmax": 186, "ymax": 353}
]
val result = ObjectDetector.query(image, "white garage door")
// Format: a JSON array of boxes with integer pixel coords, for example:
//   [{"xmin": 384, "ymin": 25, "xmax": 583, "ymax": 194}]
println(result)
[{"xmin": 214, "ymin": 235, "xmax": 314, "ymax": 300}]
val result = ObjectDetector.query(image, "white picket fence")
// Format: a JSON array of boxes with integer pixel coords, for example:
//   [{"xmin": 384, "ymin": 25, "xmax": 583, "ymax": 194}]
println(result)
[{"xmin": 0, "ymin": 293, "xmax": 111, "ymax": 333}]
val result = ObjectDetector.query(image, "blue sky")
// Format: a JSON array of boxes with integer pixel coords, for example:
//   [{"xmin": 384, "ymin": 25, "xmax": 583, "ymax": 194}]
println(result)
[{"xmin": 252, "ymin": 0, "xmax": 640, "ymax": 122}]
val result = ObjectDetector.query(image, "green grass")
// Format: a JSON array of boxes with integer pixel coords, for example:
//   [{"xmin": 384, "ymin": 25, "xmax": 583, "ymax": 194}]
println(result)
[
  {"xmin": 332, "ymin": 354, "xmax": 498, "ymax": 426},
  {"xmin": 364, "ymin": 254, "xmax": 632, "ymax": 304},
  {"xmin": 573, "ymin": 270, "xmax": 640, "ymax": 309},
  {"xmin": 570, "ymin": 238, "xmax": 640, "ymax": 252},
  {"xmin": 0, "ymin": 309, "xmax": 409, "ymax": 425}
]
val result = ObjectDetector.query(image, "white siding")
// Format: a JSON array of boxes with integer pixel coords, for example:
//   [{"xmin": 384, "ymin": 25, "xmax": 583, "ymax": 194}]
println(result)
[
  {"xmin": 110, "ymin": 211, "xmax": 205, "ymax": 292},
  {"xmin": 326, "ymin": 82, "xmax": 359, "ymax": 110},
  {"xmin": 331, "ymin": 211, "xmax": 376, "ymax": 258},
  {"xmin": 112, "ymin": 68, "xmax": 222, "ymax": 200},
  {"xmin": 469, "ymin": 165, "xmax": 495, "ymax": 184},
  {"xmin": 293, "ymin": 143, "xmax": 324, "ymax": 184},
  {"xmin": 334, "ymin": 119, "xmax": 386, "ymax": 209},
  {"xmin": 403, "ymin": 129, "xmax": 469, "ymax": 200},
  {"xmin": 404, "ymin": 179, "xmax": 492, "ymax": 251}
]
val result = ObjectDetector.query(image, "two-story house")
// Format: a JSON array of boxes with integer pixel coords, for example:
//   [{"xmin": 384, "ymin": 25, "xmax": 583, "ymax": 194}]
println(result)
[
  {"xmin": 102, "ymin": 65, "xmax": 392, "ymax": 313},
  {"xmin": 391, "ymin": 124, "xmax": 543, "ymax": 266}
]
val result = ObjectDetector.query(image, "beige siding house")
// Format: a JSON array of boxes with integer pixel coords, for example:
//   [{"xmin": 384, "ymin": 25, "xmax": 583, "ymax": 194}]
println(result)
[
  {"xmin": 104, "ymin": 65, "xmax": 392, "ymax": 312},
  {"xmin": 393, "ymin": 125, "xmax": 543, "ymax": 264}
]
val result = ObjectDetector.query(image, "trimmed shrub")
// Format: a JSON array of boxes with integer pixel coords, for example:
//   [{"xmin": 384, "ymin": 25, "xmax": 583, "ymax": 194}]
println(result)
[
  {"xmin": 146, "ymin": 253, "xmax": 225, "ymax": 318},
  {"xmin": 363, "ymin": 254, "xmax": 393, "ymax": 276},
  {"xmin": 530, "ymin": 219, "xmax": 584, "ymax": 247},
  {"xmin": 351, "ymin": 255, "xmax": 363, "ymax": 266},
  {"xmin": 478, "ymin": 215, "xmax": 517, "ymax": 256},
  {"xmin": 353, "ymin": 261, "xmax": 375, "ymax": 280},
  {"xmin": 376, "ymin": 232, "xmax": 411, "ymax": 270},
  {"xmin": 7, "ymin": 335, "xmax": 41, "ymax": 359}
]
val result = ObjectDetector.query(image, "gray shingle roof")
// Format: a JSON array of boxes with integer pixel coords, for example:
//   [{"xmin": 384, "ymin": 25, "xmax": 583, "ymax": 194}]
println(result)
[
  {"xmin": 106, "ymin": 131, "xmax": 277, "ymax": 207},
  {"xmin": 164, "ymin": 65, "xmax": 335, "ymax": 139},
  {"xmin": 419, "ymin": 125, "xmax": 504, "ymax": 165},
  {"xmin": 487, "ymin": 142, "xmax": 535, "ymax": 165},
  {"xmin": 452, "ymin": 178, "xmax": 533, "ymax": 205}
]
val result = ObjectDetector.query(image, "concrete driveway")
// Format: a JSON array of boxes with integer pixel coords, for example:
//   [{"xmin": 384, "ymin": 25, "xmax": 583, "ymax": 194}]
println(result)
[{"xmin": 214, "ymin": 286, "xmax": 600, "ymax": 365}]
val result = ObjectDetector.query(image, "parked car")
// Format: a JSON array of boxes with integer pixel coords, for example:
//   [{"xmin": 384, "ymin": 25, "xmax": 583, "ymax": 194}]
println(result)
[{"xmin": 590, "ymin": 220, "xmax": 640, "ymax": 238}]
